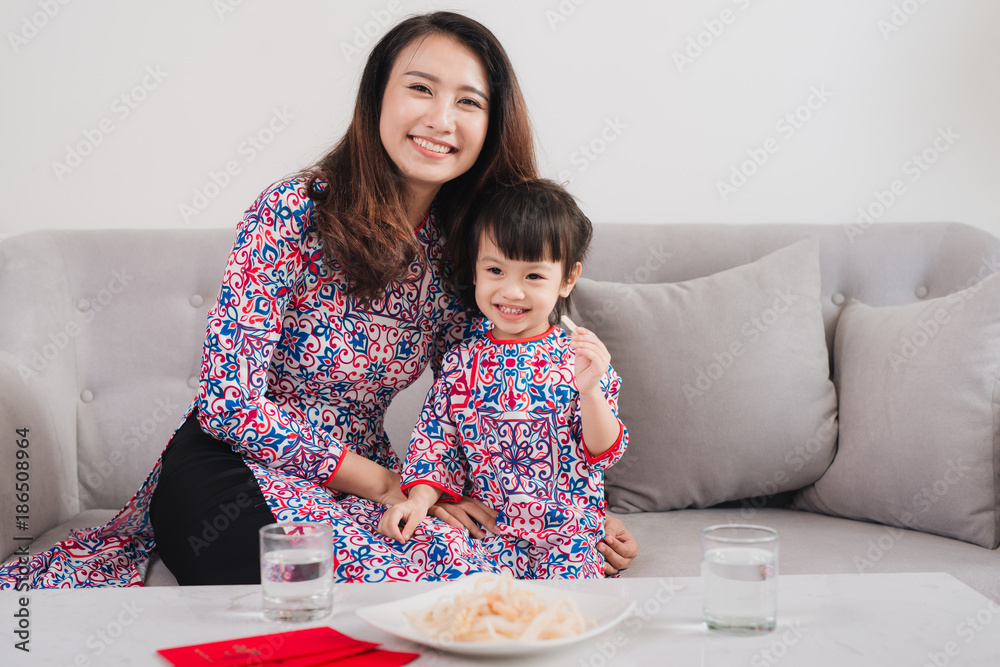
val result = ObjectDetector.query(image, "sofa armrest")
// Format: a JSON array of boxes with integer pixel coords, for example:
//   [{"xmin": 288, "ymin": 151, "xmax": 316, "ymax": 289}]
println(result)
[{"xmin": 0, "ymin": 352, "xmax": 78, "ymax": 563}]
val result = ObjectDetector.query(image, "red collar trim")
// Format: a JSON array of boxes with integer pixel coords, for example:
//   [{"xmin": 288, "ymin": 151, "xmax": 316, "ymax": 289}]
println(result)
[
  {"xmin": 487, "ymin": 324, "xmax": 557, "ymax": 345},
  {"xmin": 412, "ymin": 208, "xmax": 431, "ymax": 234}
]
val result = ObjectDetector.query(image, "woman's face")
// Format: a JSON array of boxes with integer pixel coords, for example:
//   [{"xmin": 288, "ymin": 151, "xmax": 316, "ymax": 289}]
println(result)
[{"xmin": 379, "ymin": 33, "xmax": 490, "ymax": 200}]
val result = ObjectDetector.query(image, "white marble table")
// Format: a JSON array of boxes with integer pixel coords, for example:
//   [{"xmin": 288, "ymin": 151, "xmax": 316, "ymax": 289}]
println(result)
[{"xmin": 3, "ymin": 572, "xmax": 999, "ymax": 666}]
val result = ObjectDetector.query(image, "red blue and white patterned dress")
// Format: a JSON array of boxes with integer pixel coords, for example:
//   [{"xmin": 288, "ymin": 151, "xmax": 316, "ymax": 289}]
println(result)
[
  {"xmin": 402, "ymin": 325, "xmax": 628, "ymax": 579},
  {"xmin": 0, "ymin": 176, "xmax": 499, "ymax": 588}
]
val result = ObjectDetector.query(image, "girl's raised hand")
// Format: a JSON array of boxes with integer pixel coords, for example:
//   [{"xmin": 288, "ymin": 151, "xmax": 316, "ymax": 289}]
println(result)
[{"xmin": 570, "ymin": 327, "xmax": 611, "ymax": 395}]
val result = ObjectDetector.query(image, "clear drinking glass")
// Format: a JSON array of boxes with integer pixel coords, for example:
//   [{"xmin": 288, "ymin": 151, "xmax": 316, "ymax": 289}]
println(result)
[
  {"xmin": 259, "ymin": 522, "xmax": 333, "ymax": 622},
  {"xmin": 701, "ymin": 524, "xmax": 779, "ymax": 634}
]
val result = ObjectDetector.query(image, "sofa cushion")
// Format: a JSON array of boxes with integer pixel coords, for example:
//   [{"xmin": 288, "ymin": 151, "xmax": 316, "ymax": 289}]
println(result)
[
  {"xmin": 794, "ymin": 272, "xmax": 1000, "ymax": 549},
  {"xmin": 571, "ymin": 239, "xmax": 838, "ymax": 512}
]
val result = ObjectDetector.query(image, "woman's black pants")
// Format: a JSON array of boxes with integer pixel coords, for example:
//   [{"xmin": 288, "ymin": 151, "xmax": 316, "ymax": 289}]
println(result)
[{"xmin": 149, "ymin": 410, "xmax": 277, "ymax": 585}]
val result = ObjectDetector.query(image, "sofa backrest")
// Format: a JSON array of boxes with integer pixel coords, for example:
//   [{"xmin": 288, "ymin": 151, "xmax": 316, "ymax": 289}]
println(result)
[
  {"xmin": 0, "ymin": 229, "xmax": 235, "ymax": 546},
  {"xmin": 2, "ymin": 223, "xmax": 997, "ymax": 539}
]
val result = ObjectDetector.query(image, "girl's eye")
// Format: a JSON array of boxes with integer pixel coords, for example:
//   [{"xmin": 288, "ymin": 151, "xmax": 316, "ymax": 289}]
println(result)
[
  {"xmin": 487, "ymin": 267, "xmax": 502, "ymax": 275},
  {"xmin": 527, "ymin": 273, "xmax": 544, "ymax": 280}
]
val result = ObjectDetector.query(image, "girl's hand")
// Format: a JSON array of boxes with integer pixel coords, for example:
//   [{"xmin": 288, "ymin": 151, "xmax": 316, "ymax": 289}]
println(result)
[
  {"xmin": 570, "ymin": 327, "xmax": 612, "ymax": 396},
  {"xmin": 378, "ymin": 499, "xmax": 428, "ymax": 543},
  {"xmin": 428, "ymin": 496, "xmax": 499, "ymax": 539}
]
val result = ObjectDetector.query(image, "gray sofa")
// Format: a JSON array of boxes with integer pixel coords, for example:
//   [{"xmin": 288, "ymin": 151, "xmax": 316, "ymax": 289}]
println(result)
[{"xmin": 2, "ymin": 222, "xmax": 998, "ymax": 601}]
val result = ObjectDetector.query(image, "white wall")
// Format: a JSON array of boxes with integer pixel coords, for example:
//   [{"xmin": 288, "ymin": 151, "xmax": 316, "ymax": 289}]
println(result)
[{"xmin": 2, "ymin": 0, "xmax": 998, "ymax": 241}]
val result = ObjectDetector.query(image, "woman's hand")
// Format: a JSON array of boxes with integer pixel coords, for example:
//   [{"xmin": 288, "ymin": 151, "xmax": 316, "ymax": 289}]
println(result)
[
  {"xmin": 601, "ymin": 516, "xmax": 638, "ymax": 576},
  {"xmin": 428, "ymin": 496, "xmax": 499, "ymax": 539}
]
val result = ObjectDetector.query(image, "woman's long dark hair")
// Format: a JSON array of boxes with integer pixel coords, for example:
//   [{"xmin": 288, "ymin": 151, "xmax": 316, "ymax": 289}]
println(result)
[{"xmin": 304, "ymin": 12, "xmax": 537, "ymax": 301}]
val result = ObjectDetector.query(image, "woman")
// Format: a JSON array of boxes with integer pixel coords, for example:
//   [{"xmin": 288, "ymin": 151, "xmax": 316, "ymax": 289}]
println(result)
[{"xmin": 2, "ymin": 11, "xmax": 635, "ymax": 588}]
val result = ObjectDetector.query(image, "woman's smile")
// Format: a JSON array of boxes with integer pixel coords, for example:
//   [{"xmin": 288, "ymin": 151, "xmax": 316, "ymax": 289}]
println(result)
[{"xmin": 410, "ymin": 135, "xmax": 456, "ymax": 155}]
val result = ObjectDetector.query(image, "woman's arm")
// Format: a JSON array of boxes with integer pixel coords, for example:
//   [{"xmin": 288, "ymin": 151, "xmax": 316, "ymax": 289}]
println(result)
[
  {"xmin": 194, "ymin": 179, "xmax": 348, "ymax": 487},
  {"xmin": 326, "ymin": 451, "xmax": 406, "ymax": 506}
]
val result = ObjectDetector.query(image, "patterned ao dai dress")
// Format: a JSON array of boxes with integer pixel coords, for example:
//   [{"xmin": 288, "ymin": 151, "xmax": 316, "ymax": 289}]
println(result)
[
  {"xmin": 0, "ymin": 176, "xmax": 498, "ymax": 587},
  {"xmin": 402, "ymin": 325, "xmax": 628, "ymax": 579}
]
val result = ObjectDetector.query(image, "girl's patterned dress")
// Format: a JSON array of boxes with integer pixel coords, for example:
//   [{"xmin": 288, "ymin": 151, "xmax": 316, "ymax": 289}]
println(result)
[
  {"xmin": 0, "ymin": 176, "xmax": 499, "ymax": 588},
  {"xmin": 402, "ymin": 325, "xmax": 628, "ymax": 579}
]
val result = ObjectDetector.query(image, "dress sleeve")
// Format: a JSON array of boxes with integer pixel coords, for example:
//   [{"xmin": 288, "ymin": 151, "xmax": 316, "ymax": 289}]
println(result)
[
  {"xmin": 573, "ymin": 363, "xmax": 629, "ymax": 472},
  {"xmin": 401, "ymin": 347, "xmax": 469, "ymax": 502},
  {"xmin": 195, "ymin": 179, "xmax": 345, "ymax": 486}
]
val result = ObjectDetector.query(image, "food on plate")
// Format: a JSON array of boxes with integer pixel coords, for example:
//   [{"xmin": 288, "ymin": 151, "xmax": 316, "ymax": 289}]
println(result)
[{"xmin": 406, "ymin": 572, "xmax": 589, "ymax": 642}]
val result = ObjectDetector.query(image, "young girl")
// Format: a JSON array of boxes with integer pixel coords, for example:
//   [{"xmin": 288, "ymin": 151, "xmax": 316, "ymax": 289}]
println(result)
[{"xmin": 378, "ymin": 179, "xmax": 628, "ymax": 578}]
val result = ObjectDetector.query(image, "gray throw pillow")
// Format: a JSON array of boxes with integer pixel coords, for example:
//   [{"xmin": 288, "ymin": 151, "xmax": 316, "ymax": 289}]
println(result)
[
  {"xmin": 793, "ymin": 272, "xmax": 1000, "ymax": 549},
  {"xmin": 570, "ymin": 239, "xmax": 838, "ymax": 513}
]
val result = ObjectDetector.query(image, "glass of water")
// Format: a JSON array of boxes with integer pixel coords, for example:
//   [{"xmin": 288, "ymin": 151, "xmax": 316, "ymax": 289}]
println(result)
[
  {"xmin": 259, "ymin": 522, "xmax": 333, "ymax": 622},
  {"xmin": 701, "ymin": 524, "xmax": 778, "ymax": 634}
]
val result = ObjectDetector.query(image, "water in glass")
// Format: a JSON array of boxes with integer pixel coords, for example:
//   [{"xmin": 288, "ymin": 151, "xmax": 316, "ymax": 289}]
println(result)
[{"xmin": 702, "ymin": 546, "xmax": 777, "ymax": 633}]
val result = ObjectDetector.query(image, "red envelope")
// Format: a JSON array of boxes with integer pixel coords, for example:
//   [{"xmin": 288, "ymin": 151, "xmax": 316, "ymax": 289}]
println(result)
[
  {"xmin": 271, "ymin": 650, "xmax": 379, "ymax": 667},
  {"xmin": 327, "ymin": 649, "xmax": 420, "ymax": 667},
  {"xmin": 157, "ymin": 626, "xmax": 378, "ymax": 666},
  {"xmin": 267, "ymin": 648, "xmax": 419, "ymax": 667}
]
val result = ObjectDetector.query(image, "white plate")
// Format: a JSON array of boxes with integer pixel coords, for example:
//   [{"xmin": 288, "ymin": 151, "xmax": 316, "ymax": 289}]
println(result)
[{"xmin": 355, "ymin": 573, "xmax": 636, "ymax": 657}]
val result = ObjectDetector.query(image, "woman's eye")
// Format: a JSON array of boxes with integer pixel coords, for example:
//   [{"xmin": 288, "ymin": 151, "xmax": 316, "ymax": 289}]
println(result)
[
  {"xmin": 409, "ymin": 84, "xmax": 431, "ymax": 94},
  {"xmin": 460, "ymin": 98, "xmax": 484, "ymax": 109}
]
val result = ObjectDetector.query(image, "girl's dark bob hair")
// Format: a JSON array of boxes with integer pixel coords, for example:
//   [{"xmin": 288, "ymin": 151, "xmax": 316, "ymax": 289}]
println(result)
[{"xmin": 453, "ymin": 178, "xmax": 592, "ymax": 322}]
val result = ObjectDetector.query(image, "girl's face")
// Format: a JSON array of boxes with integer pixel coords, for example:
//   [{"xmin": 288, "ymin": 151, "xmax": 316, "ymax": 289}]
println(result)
[
  {"xmin": 474, "ymin": 234, "xmax": 581, "ymax": 341},
  {"xmin": 379, "ymin": 34, "xmax": 490, "ymax": 202}
]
